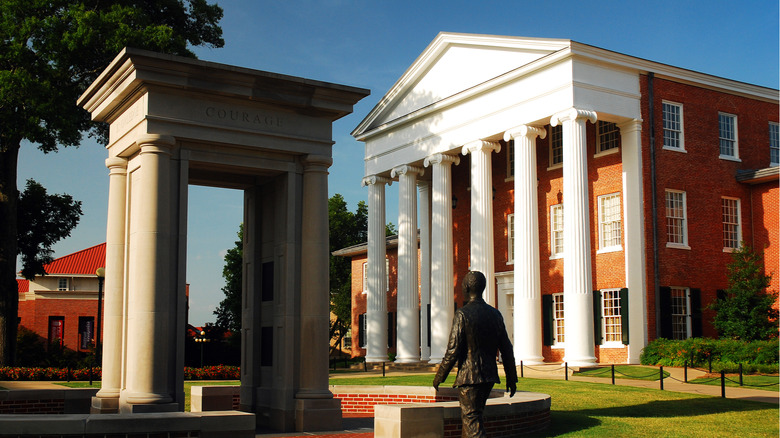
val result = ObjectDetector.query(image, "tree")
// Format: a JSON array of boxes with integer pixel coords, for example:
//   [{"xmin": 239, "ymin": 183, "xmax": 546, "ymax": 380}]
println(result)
[
  {"xmin": 328, "ymin": 194, "xmax": 368, "ymax": 353},
  {"xmin": 710, "ymin": 244, "xmax": 778, "ymax": 341},
  {"xmin": 214, "ymin": 224, "xmax": 242, "ymax": 334},
  {"xmin": 0, "ymin": 0, "xmax": 224, "ymax": 365},
  {"xmin": 17, "ymin": 179, "xmax": 83, "ymax": 280}
]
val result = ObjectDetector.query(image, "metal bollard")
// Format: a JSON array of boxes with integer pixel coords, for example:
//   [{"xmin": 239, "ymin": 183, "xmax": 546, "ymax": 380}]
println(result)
[
  {"xmin": 684, "ymin": 361, "xmax": 688, "ymax": 383},
  {"xmin": 382, "ymin": 361, "xmax": 386, "ymax": 377},
  {"xmin": 520, "ymin": 360, "xmax": 524, "ymax": 378},
  {"xmin": 611, "ymin": 364, "xmax": 615, "ymax": 385},
  {"xmin": 565, "ymin": 362, "xmax": 569, "ymax": 381},
  {"xmin": 659, "ymin": 366, "xmax": 664, "ymax": 390},
  {"xmin": 720, "ymin": 371, "xmax": 726, "ymax": 398},
  {"xmin": 739, "ymin": 363, "xmax": 743, "ymax": 386}
]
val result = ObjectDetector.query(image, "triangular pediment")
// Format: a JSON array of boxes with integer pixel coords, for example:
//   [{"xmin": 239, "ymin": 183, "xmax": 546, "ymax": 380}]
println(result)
[{"xmin": 353, "ymin": 33, "xmax": 570, "ymax": 138}]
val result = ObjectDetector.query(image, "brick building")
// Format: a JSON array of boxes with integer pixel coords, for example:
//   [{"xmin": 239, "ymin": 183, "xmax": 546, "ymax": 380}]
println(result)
[
  {"xmin": 344, "ymin": 33, "xmax": 779, "ymax": 365},
  {"xmin": 17, "ymin": 243, "xmax": 106, "ymax": 352}
]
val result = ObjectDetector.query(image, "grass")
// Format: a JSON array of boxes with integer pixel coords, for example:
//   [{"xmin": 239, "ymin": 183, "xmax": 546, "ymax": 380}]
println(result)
[
  {"xmin": 329, "ymin": 374, "xmax": 778, "ymax": 437},
  {"xmin": 57, "ymin": 380, "xmax": 240, "ymax": 412},
  {"xmin": 573, "ymin": 365, "xmax": 669, "ymax": 381},
  {"xmin": 689, "ymin": 374, "xmax": 780, "ymax": 392}
]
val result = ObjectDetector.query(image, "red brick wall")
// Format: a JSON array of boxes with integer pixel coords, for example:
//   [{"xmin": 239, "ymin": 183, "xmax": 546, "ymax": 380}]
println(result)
[
  {"xmin": 0, "ymin": 398, "xmax": 65, "ymax": 414},
  {"xmin": 334, "ymin": 392, "xmax": 457, "ymax": 414},
  {"xmin": 443, "ymin": 410, "xmax": 551, "ymax": 437},
  {"xmin": 19, "ymin": 297, "xmax": 101, "ymax": 352},
  {"xmin": 751, "ymin": 181, "xmax": 779, "ymax": 308}
]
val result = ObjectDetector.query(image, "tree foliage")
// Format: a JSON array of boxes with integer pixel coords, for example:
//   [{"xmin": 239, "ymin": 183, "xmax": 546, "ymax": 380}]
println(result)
[
  {"xmin": 17, "ymin": 179, "xmax": 83, "ymax": 279},
  {"xmin": 710, "ymin": 244, "xmax": 778, "ymax": 341},
  {"xmin": 0, "ymin": 0, "xmax": 224, "ymax": 365},
  {"xmin": 214, "ymin": 224, "xmax": 242, "ymax": 334}
]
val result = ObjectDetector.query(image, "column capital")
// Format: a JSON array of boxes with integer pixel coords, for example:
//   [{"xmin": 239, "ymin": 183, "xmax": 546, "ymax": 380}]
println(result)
[
  {"xmin": 105, "ymin": 157, "xmax": 128, "ymax": 171},
  {"xmin": 424, "ymin": 153, "xmax": 460, "ymax": 168},
  {"xmin": 550, "ymin": 108, "xmax": 598, "ymax": 127},
  {"xmin": 361, "ymin": 175, "xmax": 393, "ymax": 187},
  {"xmin": 504, "ymin": 125, "xmax": 547, "ymax": 142},
  {"xmin": 137, "ymin": 134, "xmax": 176, "ymax": 147},
  {"xmin": 617, "ymin": 118, "xmax": 643, "ymax": 133},
  {"xmin": 461, "ymin": 140, "xmax": 501, "ymax": 156},
  {"xmin": 390, "ymin": 165, "xmax": 424, "ymax": 179},
  {"xmin": 302, "ymin": 154, "xmax": 333, "ymax": 171}
]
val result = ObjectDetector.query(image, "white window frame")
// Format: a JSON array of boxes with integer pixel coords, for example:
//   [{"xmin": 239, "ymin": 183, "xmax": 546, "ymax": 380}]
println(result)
[
  {"xmin": 597, "ymin": 193, "xmax": 622, "ymax": 253},
  {"xmin": 58, "ymin": 278, "xmax": 69, "ymax": 291},
  {"xmin": 548, "ymin": 125, "xmax": 563, "ymax": 169},
  {"xmin": 722, "ymin": 197, "xmax": 741, "ymax": 252},
  {"xmin": 718, "ymin": 112, "xmax": 740, "ymax": 161},
  {"xmin": 601, "ymin": 288, "xmax": 623, "ymax": 347},
  {"xmin": 670, "ymin": 287, "xmax": 692, "ymax": 340},
  {"xmin": 362, "ymin": 259, "xmax": 390, "ymax": 294},
  {"xmin": 550, "ymin": 204, "xmax": 564, "ymax": 259},
  {"xmin": 552, "ymin": 293, "xmax": 565, "ymax": 347},
  {"xmin": 665, "ymin": 190, "xmax": 690, "ymax": 249},
  {"xmin": 770, "ymin": 122, "xmax": 779, "ymax": 167},
  {"xmin": 507, "ymin": 213, "xmax": 515, "ymax": 265},
  {"xmin": 662, "ymin": 101, "xmax": 685, "ymax": 152},
  {"xmin": 595, "ymin": 121, "xmax": 620, "ymax": 156},
  {"xmin": 362, "ymin": 262, "xmax": 368, "ymax": 294}
]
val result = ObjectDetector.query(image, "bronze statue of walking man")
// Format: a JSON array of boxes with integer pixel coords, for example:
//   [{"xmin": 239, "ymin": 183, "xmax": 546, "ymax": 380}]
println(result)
[{"xmin": 433, "ymin": 271, "xmax": 517, "ymax": 437}]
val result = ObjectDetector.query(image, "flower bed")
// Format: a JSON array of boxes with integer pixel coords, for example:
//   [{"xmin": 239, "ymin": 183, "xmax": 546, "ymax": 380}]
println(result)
[
  {"xmin": 640, "ymin": 338, "xmax": 778, "ymax": 374},
  {"xmin": 0, "ymin": 365, "xmax": 239, "ymax": 381}
]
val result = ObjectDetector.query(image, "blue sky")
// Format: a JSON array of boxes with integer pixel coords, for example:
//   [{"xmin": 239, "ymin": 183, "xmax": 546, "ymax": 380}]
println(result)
[{"xmin": 17, "ymin": 0, "xmax": 779, "ymax": 325}]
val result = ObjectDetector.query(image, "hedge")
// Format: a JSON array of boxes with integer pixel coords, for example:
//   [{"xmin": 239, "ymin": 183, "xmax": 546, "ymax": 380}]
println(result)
[
  {"xmin": 0, "ymin": 365, "xmax": 239, "ymax": 381},
  {"xmin": 640, "ymin": 338, "xmax": 778, "ymax": 373}
]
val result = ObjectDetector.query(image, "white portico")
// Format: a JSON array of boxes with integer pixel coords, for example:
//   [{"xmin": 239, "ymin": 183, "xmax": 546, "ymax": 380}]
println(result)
[{"xmin": 352, "ymin": 33, "xmax": 648, "ymax": 366}]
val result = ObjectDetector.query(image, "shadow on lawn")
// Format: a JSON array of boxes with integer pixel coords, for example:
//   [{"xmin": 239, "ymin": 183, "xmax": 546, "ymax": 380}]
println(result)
[{"xmin": 530, "ymin": 397, "xmax": 771, "ymax": 436}]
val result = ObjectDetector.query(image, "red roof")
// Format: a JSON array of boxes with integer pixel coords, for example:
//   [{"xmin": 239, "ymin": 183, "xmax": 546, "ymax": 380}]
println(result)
[
  {"xmin": 17, "ymin": 279, "xmax": 28, "ymax": 294},
  {"xmin": 43, "ymin": 243, "xmax": 106, "ymax": 275}
]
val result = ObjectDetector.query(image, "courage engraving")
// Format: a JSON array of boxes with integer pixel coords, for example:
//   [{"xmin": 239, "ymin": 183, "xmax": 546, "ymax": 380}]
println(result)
[{"xmin": 205, "ymin": 106, "xmax": 283, "ymax": 128}]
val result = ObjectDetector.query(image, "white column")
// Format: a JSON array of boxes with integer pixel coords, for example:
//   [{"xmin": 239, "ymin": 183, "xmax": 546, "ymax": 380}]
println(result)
[
  {"xmin": 461, "ymin": 140, "xmax": 501, "ymax": 307},
  {"xmin": 418, "ymin": 180, "xmax": 432, "ymax": 362},
  {"xmin": 619, "ymin": 119, "xmax": 648, "ymax": 364},
  {"xmin": 423, "ymin": 153, "xmax": 460, "ymax": 363},
  {"xmin": 504, "ymin": 125, "xmax": 546, "ymax": 365},
  {"xmin": 93, "ymin": 157, "xmax": 128, "ymax": 412},
  {"xmin": 125, "ymin": 135, "xmax": 175, "ymax": 407},
  {"xmin": 361, "ymin": 175, "xmax": 392, "ymax": 363},
  {"xmin": 298, "ymin": 155, "xmax": 334, "ymax": 397},
  {"xmin": 551, "ymin": 108, "xmax": 598, "ymax": 367},
  {"xmin": 391, "ymin": 165, "xmax": 423, "ymax": 363}
]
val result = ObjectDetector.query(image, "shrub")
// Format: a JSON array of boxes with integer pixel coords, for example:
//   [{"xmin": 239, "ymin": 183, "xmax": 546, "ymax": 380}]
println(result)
[
  {"xmin": 183, "ymin": 365, "xmax": 240, "ymax": 380},
  {"xmin": 640, "ymin": 338, "xmax": 778, "ymax": 373}
]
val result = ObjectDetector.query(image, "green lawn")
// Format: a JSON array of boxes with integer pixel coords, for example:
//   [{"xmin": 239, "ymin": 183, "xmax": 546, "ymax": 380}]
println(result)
[
  {"xmin": 330, "ymin": 374, "xmax": 778, "ymax": 438},
  {"xmin": 689, "ymin": 374, "xmax": 780, "ymax": 392},
  {"xmin": 572, "ymin": 365, "xmax": 668, "ymax": 381}
]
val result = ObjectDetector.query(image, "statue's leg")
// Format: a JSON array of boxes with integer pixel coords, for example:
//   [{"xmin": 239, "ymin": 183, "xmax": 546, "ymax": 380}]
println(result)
[{"xmin": 457, "ymin": 383, "xmax": 494, "ymax": 438}]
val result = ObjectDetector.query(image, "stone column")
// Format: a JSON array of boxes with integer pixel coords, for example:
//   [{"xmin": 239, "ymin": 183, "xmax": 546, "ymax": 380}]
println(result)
[
  {"xmin": 124, "ymin": 134, "xmax": 176, "ymax": 410},
  {"xmin": 391, "ymin": 165, "xmax": 423, "ymax": 363},
  {"xmin": 551, "ymin": 108, "xmax": 598, "ymax": 367},
  {"xmin": 504, "ymin": 126, "xmax": 546, "ymax": 365},
  {"xmin": 92, "ymin": 157, "xmax": 128, "ymax": 414},
  {"xmin": 461, "ymin": 140, "xmax": 501, "ymax": 307},
  {"xmin": 423, "ymin": 153, "xmax": 459, "ymax": 363},
  {"xmin": 296, "ymin": 155, "xmax": 341, "ymax": 431},
  {"xmin": 618, "ymin": 119, "xmax": 648, "ymax": 363},
  {"xmin": 418, "ymin": 180, "xmax": 432, "ymax": 362},
  {"xmin": 361, "ymin": 175, "xmax": 392, "ymax": 363}
]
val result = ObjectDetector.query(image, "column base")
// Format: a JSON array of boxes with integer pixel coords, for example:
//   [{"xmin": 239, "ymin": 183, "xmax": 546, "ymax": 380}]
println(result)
[
  {"xmin": 394, "ymin": 357, "xmax": 420, "ymax": 364},
  {"xmin": 295, "ymin": 398, "xmax": 342, "ymax": 432},
  {"xmin": 91, "ymin": 396, "xmax": 119, "ymax": 414},
  {"xmin": 563, "ymin": 356, "xmax": 597, "ymax": 367}
]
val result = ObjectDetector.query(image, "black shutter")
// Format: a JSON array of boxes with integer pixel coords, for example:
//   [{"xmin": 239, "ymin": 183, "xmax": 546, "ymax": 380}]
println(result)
[
  {"xmin": 620, "ymin": 288, "xmax": 630, "ymax": 345},
  {"xmin": 427, "ymin": 304, "xmax": 431, "ymax": 347},
  {"xmin": 690, "ymin": 288, "xmax": 702, "ymax": 338},
  {"xmin": 593, "ymin": 290, "xmax": 602, "ymax": 345},
  {"xmin": 358, "ymin": 313, "xmax": 366, "ymax": 348},
  {"xmin": 659, "ymin": 286, "xmax": 672, "ymax": 338},
  {"xmin": 387, "ymin": 312, "xmax": 394, "ymax": 348},
  {"xmin": 542, "ymin": 295, "xmax": 553, "ymax": 346}
]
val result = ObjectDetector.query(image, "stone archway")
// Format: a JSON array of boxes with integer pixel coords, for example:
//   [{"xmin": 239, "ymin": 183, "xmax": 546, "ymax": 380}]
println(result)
[{"xmin": 78, "ymin": 48, "xmax": 368, "ymax": 432}]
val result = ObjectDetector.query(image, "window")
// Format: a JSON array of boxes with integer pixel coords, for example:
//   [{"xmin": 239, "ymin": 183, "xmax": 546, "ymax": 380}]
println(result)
[
  {"xmin": 362, "ymin": 259, "xmax": 390, "ymax": 293},
  {"xmin": 343, "ymin": 328, "xmax": 352, "ymax": 349},
  {"xmin": 597, "ymin": 121, "xmax": 619, "ymax": 154},
  {"xmin": 507, "ymin": 214, "xmax": 515, "ymax": 264},
  {"xmin": 549, "ymin": 125, "xmax": 563, "ymax": 167},
  {"xmin": 662, "ymin": 102, "xmax": 684, "ymax": 150},
  {"xmin": 602, "ymin": 289, "xmax": 622, "ymax": 344},
  {"xmin": 665, "ymin": 190, "xmax": 688, "ymax": 248},
  {"xmin": 552, "ymin": 293, "xmax": 564, "ymax": 345},
  {"xmin": 598, "ymin": 193, "xmax": 622, "ymax": 251},
  {"xmin": 722, "ymin": 197, "xmax": 741, "ymax": 250},
  {"xmin": 58, "ymin": 278, "xmax": 69, "ymax": 291},
  {"xmin": 362, "ymin": 262, "xmax": 368, "ymax": 293},
  {"xmin": 770, "ymin": 122, "xmax": 779, "ymax": 166},
  {"xmin": 49, "ymin": 316, "xmax": 64, "ymax": 347},
  {"xmin": 719, "ymin": 113, "xmax": 738, "ymax": 160},
  {"xmin": 550, "ymin": 204, "xmax": 564, "ymax": 258},
  {"xmin": 670, "ymin": 287, "xmax": 691, "ymax": 340}
]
